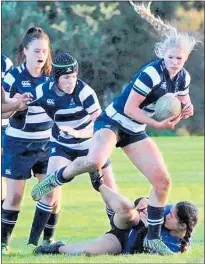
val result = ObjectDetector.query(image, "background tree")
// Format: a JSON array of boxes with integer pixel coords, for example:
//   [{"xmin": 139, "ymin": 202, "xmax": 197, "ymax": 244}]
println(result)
[{"xmin": 2, "ymin": 1, "xmax": 204, "ymax": 134}]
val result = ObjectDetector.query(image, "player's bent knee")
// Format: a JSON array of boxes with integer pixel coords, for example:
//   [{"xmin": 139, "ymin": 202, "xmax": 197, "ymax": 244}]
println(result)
[
  {"xmin": 41, "ymin": 192, "xmax": 58, "ymax": 206},
  {"xmin": 87, "ymin": 157, "xmax": 104, "ymax": 172}
]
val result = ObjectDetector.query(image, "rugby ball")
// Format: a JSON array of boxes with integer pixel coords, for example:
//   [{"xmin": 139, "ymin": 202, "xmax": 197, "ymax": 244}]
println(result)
[{"xmin": 154, "ymin": 93, "xmax": 182, "ymax": 121}]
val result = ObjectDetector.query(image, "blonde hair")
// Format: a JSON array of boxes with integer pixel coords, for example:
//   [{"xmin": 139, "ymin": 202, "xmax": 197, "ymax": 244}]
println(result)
[{"xmin": 129, "ymin": 1, "xmax": 200, "ymax": 58}]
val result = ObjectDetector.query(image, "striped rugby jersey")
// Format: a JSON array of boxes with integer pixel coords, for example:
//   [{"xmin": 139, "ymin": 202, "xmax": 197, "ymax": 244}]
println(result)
[
  {"xmin": 1, "ymin": 54, "xmax": 13, "ymax": 126},
  {"xmin": 102, "ymin": 58, "xmax": 191, "ymax": 134},
  {"xmin": 2, "ymin": 63, "xmax": 53, "ymax": 140},
  {"xmin": 1, "ymin": 54, "xmax": 13, "ymax": 82},
  {"xmin": 29, "ymin": 79, "xmax": 101, "ymax": 150}
]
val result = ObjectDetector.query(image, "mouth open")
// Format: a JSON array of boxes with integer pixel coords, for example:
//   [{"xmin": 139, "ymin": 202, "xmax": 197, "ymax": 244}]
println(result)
[{"xmin": 37, "ymin": 59, "xmax": 44, "ymax": 63}]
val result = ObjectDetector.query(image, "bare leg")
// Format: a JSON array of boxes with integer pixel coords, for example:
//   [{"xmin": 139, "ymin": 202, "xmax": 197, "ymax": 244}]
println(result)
[
  {"xmin": 123, "ymin": 137, "xmax": 171, "ymax": 207},
  {"xmin": 1, "ymin": 177, "xmax": 7, "ymax": 202},
  {"xmin": 122, "ymin": 137, "xmax": 173, "ymax": 254},
  {"xmin": 99, "ymin": 184, "xmax": 139, "ymax": 229},
  {"xmin": 99, "ymin": 184, "xmax": 134, "ymax": 214},
  {"xmin": 2, "ymin": 179, "xmax": 26, "ymax": 249},
  {"xmin": 102, "ymin": 164, "xmax": 118, "ymax": 193},
  {"xmin": 61, "ymin": 129, "xmax": 117, "ymax": 180},
  {"xmin": 3, "ymin": 179, "xmax": 26, "ymax": 211},
  {"xmin": 59, "ymin": 233, "xmax": 122, "ymax": 255}
]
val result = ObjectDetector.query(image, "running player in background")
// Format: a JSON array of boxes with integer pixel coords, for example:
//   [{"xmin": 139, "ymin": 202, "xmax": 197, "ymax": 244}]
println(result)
[
  {"xmin": 31, "ymin": 3, "xmax": 201, "ymax": 255},
  {"xmin": 27, "ymin": 52, "xmax": 118, "ymax": 247}
]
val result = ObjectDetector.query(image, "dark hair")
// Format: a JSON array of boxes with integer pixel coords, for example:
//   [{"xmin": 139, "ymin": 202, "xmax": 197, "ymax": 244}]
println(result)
[
  {"xmin": 52, "ymin": 52, "xmax": 78, "ymax": 83},
  {"xmin": 17, "ymin": 26, "xmax": 52, "ymax": 75},
  {"xmin": 176, "ymin": 201, "xmax": 199, "ymax": 253}
]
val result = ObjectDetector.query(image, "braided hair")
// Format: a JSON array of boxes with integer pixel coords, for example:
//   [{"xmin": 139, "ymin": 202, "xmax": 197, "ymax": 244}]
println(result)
[
  {"xmin": 176, "ymin": 201, "xmax": 199, "ymax": 253},
  {"xmin": 17, "ymin": 26, "xmax": 52, "ymax": 75},
  {"xmin": 129, "ymin": 1, "xmax": 201, "ymax": 58}
]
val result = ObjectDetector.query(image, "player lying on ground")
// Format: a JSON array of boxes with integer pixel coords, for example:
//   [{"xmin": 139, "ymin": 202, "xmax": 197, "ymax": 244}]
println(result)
[{"xmin": 35, "ymin": 173, "xmax": 199, "ymax": 256}]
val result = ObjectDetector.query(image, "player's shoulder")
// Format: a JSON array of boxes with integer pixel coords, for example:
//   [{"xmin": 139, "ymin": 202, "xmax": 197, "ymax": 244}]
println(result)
[
  {"xmin": 179, "ymin": 67, "xmax": 191, "ymax": 86},
  {"xmin": 142, "ymin": 59, "xmax": 163, "ymax": 73},
  {"xmin": 36, "ymin": 79, "xmax": 53, "ymax": 94},
  {"xmin": 7, "ymin": 64, "xmax": 25, "ymax": 79},
  {"xmin": 76, "ymin": 79, "xmax": 94, "ymax": 95},
  {"xmin": 77, "ymin": 79, "xmax": 92, "ymax": 90}
]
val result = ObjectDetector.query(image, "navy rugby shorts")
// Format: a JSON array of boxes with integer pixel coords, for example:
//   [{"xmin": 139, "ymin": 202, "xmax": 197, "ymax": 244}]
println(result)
[
  {"xmin": 2, "ymin": 136, "xmax": 50, "ymax": 180},
  {"xmin": 49, "ymin": 141, "xmax": 111, "ymax": 169},
  {"xmin": 94, "ymin": 116, "xmax": 148, "ymax": 148}
]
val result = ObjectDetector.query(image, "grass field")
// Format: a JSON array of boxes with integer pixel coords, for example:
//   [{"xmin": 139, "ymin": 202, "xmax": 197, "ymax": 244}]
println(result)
[{"xmin": 2, "ymin": 136, "xmax": 204, "ymax": 263}]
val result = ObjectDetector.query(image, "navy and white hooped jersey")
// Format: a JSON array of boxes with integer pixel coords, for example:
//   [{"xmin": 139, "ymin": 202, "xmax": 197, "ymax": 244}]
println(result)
[
  {"xmin": 102, "ymin": 58, "xmax": 191, "ymax": 135},
  {"xmin": 1, "ymin": 54, "xmax": 13, "ymax": 82},
  {"xmin": 2, "ymin": 63, "xmax": 53, "ymax": 140},
  {"xmin": 29, "ymin": 79, "xmax": 101, "ymax": 150},
  {"xmin": 1, "ymin": 54, "xmax": 13, "ymax": 126}
]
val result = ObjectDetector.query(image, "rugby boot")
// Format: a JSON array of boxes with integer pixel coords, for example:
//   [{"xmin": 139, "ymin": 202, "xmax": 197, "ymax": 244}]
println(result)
[
  {"xmin": 1, "ymin": 243, "xmax": 9, "ymax": 255},
  {"xmin": 34, "ymin": 241, "xmax": 65, "ymax": 255},
  {"xmin": 89, "ymin": 171, "xmax": 104, "ymax": 192},
  {"xmin": 143, "ymin": 236, "xmax": 174, "ymax": 255},
  {"xmin": 31, "ymin": 172, "xmax": 58, "ymax": 201},
  {"xmin": 42, "ymin": 237, "xmax": 56, "ymax": 245}
]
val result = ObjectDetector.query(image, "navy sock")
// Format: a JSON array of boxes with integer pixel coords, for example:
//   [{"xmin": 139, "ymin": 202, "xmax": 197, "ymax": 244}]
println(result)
[
  {"xmin": 43, "ymin": 213, "xmax": 59, "ymax": 241},
  {"xmin": 1, "ymin": 209, "xmax": 19, "ymax": 246},
  {"xmin": 147, "ymin": 205, "xmax": 165, "ymax": 239},
  {"xmin": 105, "ymin": 205, "xmax": 114, "ymax": 223},
  {"xmin": 28, "ymin": 201, "xmax": 53, "ymax": 246},
  {"xmin": 54, "ymin": 166, "xmax": 74, "ymax": 185}
]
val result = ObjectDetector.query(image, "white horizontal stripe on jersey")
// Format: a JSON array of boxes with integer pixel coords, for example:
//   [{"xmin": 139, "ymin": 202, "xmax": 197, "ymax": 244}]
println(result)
[
  {"xmin": 143, "ymin": 66, "xmax": 161, "ymax": 87},
  {"xmin": 134, "ymin": 79, "xmax": 152, "ymax": 95},
  {"xmin": 4, "ymin": 72, "xmax": 15, "ymax": 87},
  {"xmin": 6, "ymin": 126, "xmax": 51, "ymax": 139},
  {"xmin": 28, "ymin": 105, "xmax": 48, "ymax": 114},
  {"xmin": 50, "ymin": 136, "xmax": 91, "ymax": 150},
  {"xmin": 176, "ymin": 89, "xmax": 189, "ymax": 96},
  {"xmin": 86, "ymin": 103, "xmax": 100, "ymax": 114},
  {"xmin": 26, "ymin": 113, "xmax": 52, "ymax": 123},
  {"xmin": 55, "ymin": 115, "xmax": 90, "ymax": 129},
  {"xmin": 144, "ymin": 103, "xmax": 155, "ymax": 111},
  {"xmin": 79, "ymin": 85, "xmax": 94, "ymax": 102},
  {"xmin": 105, "ymin": 103, "xmax": 146, "ymax": 133},
  {"xmin": 56, "ymin": 106, "xmax": 84, "ymax": 115}
]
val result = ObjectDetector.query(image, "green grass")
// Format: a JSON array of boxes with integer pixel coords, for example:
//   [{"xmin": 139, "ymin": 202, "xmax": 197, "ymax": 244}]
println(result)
[{"xmin": 2, "ymin": 136, "xmax": 204, "ymax": 263}]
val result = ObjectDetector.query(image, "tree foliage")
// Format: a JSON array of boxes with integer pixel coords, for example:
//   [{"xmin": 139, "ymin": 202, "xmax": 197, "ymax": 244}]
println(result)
[{"xmin": 2, "ymin": 1, "xmax": 204, "ymax": 134}]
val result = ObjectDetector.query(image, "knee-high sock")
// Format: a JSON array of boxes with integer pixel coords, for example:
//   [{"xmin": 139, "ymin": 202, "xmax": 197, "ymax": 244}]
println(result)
[
  {"xmin": 28, "ymin": 201, "xmax": 53, "ymax": 246},
  {"xmin": 147, "ymin": 205, "xmax": 165, "ymax": 239},
  {"xmin": 1, "ymin": 209, "xmax": 19, "ymax": 246},
  {"xmin": 43, "ymin": 212, "xmax": 59, "ymax": 241}
]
